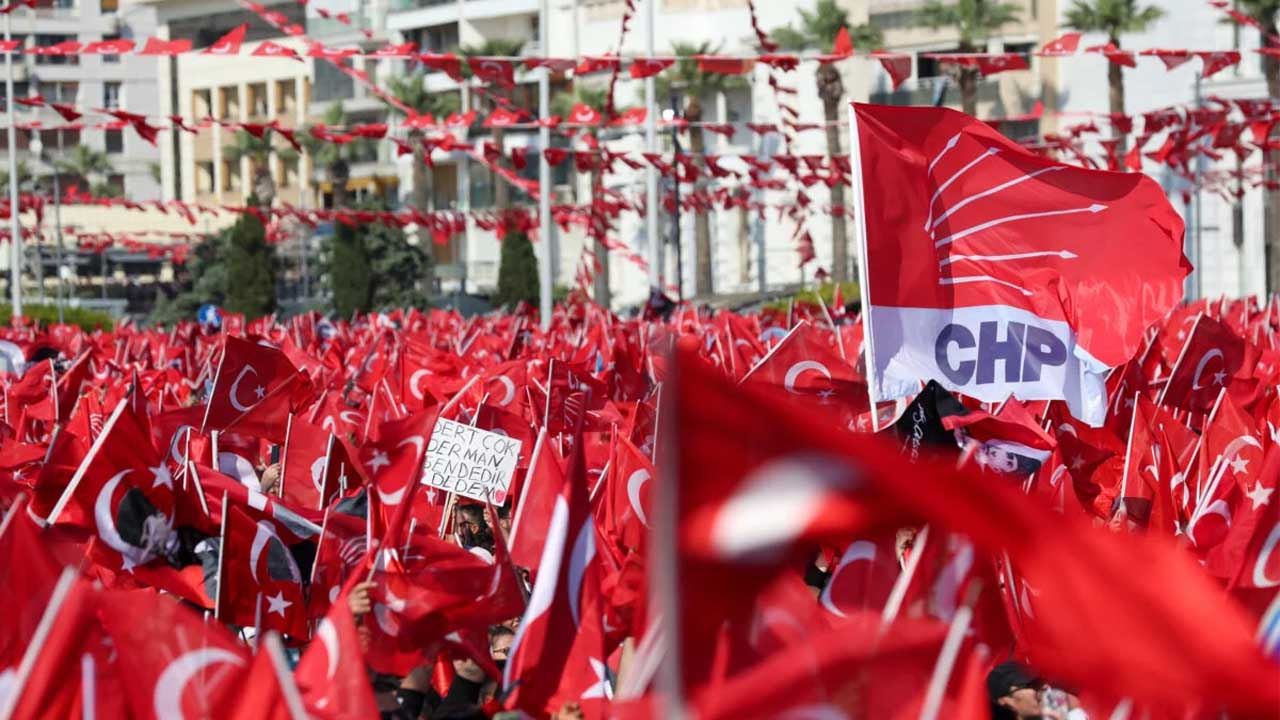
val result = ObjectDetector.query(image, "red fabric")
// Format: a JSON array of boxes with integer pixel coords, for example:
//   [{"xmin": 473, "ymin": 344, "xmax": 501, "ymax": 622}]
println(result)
[
  {"xmin": 295, "ymin": 589, "xmax": 380, "ymax": 719},
  {"xmin": 201, "ymin": 23, "xmax": 248, "ymax": 55},
  {"xmin": 203, "ymin": 335, "xmax": 310, "ymax": 442},
  {"xmin": 216, "ymin": 501, "xmax": 309, "ymax": 637}
]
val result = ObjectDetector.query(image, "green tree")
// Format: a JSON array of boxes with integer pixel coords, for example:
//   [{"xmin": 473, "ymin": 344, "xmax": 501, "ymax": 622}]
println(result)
[
  {"xmin": 657, "ymin": 41, "xmax": 749, "ymax": 298},
  {"xmin": 329, "ymin": 220, "xmax": 372, "ymax": 318},
  {"xmin": 223, "ymin": 196, "xmax": 277, "ymax": 318},
  {"xmin": 551, "ymin": 85, "xmax": 612, "ymax": 307},
  {"xmin": 1231, "ymin": 0, "xmax": 1279, "ymax": 292},
  {"xmin": 0, "ymin": 161, "xmax": 32, "ymax": 196},
  {"xmin": 222, "ymin": 129, "xmax": 299, "ymax": 205},
  {"xmin": 460, "ymin": 38, "xmax": 528, "ymax": 225},
  {"xmin": 1065, "ymin": 0, "xmax": 1164, "ymax": 155},
  {"xmin": 493, "ymin": 229, "xmax": 539, "ymax": 309},
  {"xmin": 386, "ymin": 74, "xmax": 460, "ymax": 266},
  {"xmin": 55, "ymin": 145, "xmax": 120, "ymax": 198},
  {"xmin": 772, "ymin": 0, "xmax": 883, "ymax": 283},
  {"xmin": 359, "ymin": 200, "xmax": 432, "ymax": 310},
  {"xmin": 148, "ymin": 230, "xmax": 231, "ymax": 326},
  {"xmin": 298, "ymin": 102, "xmax": 374, "ymax": 209},
  {"xmin": 916, "ymin": 0, "xmax": 1021, "ymax": 116}
]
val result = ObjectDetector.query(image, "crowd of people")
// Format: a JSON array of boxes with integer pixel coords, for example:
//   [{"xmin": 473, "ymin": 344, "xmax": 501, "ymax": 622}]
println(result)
[{"xmin": 0, "ymin": 295, "xmax": 1277, "ymax": 719}]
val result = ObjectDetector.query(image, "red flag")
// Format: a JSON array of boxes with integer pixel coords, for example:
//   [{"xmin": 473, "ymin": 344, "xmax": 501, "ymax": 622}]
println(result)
[
  {"xmin": 851, "ymin": 103, "xmax": 1189, "ymax": 425},
  {"xmin": 1160, "ymin": 313, "xmax": 1248, "ymax": 412},
  {"xmin": 629, "ymin": 58, "xmax": 674, "ymax": 78},
  {"xmin": 280, "ymin": 414, "xmax": 334, "ymax": 510},
  {"xmin": 201, "ymin": 23, "xmax": 247, "ymax": 55},
  {"xmin": 509, "ymin": 429, "xmax": 565, "ymax": 569},
  {"xmin": 96, "ymin": 588, "xmax": 251, "ymax": 720},
  {"xmin": 468, "ymin": 57, "xmax": 515, "ymax": 87},
  {"xmin": 831, "ymin": 26, "xmax": 854, "ymax": 56},
  {"xmin": 295, "ymin": 588, "xmax": 379, "ymax": 718},
  {"xmin": 216, "ymin": 500, "xmax": 309, "ymax": 638},
  {"xmin": 202, "ymin": 335, "xmax": 309, "ymax": 442},
  {"xmin": 502, "ymin": 429, "xmax": 610, "ymax": 719},
  {"xmin": 568, "ymin": 102, "xmax": 602, "ymax": 126},
  {"xmin": 1037, "ymin": 31, "xmax": 1082, "ymax": 56},
  {"xmin": 138, "ymin": 37, "xmax": 193, "ymax": 56}
]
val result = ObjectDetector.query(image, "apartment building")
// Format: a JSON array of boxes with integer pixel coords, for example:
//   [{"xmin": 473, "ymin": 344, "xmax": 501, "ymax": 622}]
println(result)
[{"xmin": 0, "ymin": 0, "xmax": 164, "ymax": 200}]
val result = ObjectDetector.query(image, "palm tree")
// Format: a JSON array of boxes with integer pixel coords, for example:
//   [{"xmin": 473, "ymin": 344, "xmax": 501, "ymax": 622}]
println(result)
[
  {"xmin": 460, "ymin": 38, "xmax": 527, "ymax": 224},
  {"xmin": 222, "ymin": 129, "xmax": 298, "ymax": 206},
  {"xmin": 916, "ymin": 0, "xmax": 1021, "ymax": 116},
  {"xmin": 551, "ymin": 85, "xmax": 611, "ymax": 306},
  {"xmin": 386, "ymin": 74, "xmax": 460, "ymax": 262},
  {"xmin": 1236, "ymin": 0, "xmax": 1280, "ymax": 293},
  {"xmin": 772, "ymin": 0, "xmax": 883, "ymax": 283},
  {"xmin": 1064, "ymin": 0, "xmax": 1164, "ymax": 155},
  {"xmin": 656, "ymin": 41, "xmax": 749, "ymax": 298},
  {"xmin": 298, "ymin": 102, "xmax": 374, "ymax": 210},
  {"xmin": 55, "ymin": 145, "xmax": 119, "ymax": 198}
]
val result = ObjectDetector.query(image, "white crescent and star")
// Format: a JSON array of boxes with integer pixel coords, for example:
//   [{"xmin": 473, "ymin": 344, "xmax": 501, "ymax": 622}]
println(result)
[
  {"xmin": 626, "ymin": 469, "xmax": 651, "ymax": 527},
  {"xmin": 315, "ymin": 618, "xmax": 340, "ymax": 680},
  {"xmin": 152, "ymin": 648, "xmax": 246, "ymax": 720},
  {"xmin": 782, "ymin": 361, "xmax": 831, "ymax": 395},
  {"xmin": 408, "ymin": 369, "xmax": 430, "ymax": 401},
  {"xmin": 1190, "ymin": 349, "xmax": 1225, "ymax": 391},
  {"xmin": 490, "ymin": 375, "xmax": 517, "ymax": 407},
  {"xmin": 227, "ymin": 365, "xmax": 262, "ymax": 413},
  {"xmin": 820, "ymin": 540, "xmax": 877, "ymax": 618}
]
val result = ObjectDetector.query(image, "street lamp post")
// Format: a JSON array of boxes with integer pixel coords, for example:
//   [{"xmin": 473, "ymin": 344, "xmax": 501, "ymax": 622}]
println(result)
[
  {"xmin": 4, "ymin": 11, "xmax": 22, "ymax": 322},
  {"xmin": 667, "ymin": 92, "xmax": 683, "ymax": 301}
]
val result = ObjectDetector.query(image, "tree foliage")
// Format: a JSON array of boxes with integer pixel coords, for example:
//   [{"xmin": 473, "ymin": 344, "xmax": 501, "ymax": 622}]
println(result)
[
  {"xmin": 916, "ymin": 0, "xmax": 1021, "ymax": 49},
  {"xmin": 1064, "ymin": 0, "xmax": 1165, "ymax": 40},
  {"xmin": 148, "ymin": 227, "xmax": 232, "ymax": 327},
  {"xmin": 329, "ymin": 218, "xmax": 373, "ymax": 319},
  {"xmin": 364, "ymin": 204, "xmax": 432, "ymax": 310},
  {"xmin": 493, "ymin": 230, "xmax": 540, "ymax": 309},
  {"xmin": 771, "ymin": 0, "xmax": 883, "ymax": 49},
  {"xmin": 223, "ymin": 196, "xmax": 277, "ymax": 319}
]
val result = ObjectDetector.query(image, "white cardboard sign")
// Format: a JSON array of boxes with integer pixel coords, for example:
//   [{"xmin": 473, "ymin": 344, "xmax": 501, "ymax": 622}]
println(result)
[{"xmin": 422, "ymin": 418, "xmax": 523, "ymax": 503}]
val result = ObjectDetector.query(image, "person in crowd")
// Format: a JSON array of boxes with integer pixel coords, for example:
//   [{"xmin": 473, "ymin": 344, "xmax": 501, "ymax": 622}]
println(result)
[{"xmin": 988, "ymin": 661, "xmax": 1088, "ymax": 720}]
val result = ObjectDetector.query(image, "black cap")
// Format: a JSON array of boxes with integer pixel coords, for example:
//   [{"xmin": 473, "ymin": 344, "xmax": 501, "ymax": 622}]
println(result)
[{"xmin": 986, "ymin": 661, "xmax": 1038, "ymax": 701}]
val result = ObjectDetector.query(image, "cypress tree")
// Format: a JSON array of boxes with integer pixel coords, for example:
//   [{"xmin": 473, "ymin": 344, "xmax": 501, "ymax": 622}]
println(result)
[
  {"xmin": 223, "ymin": 197, "xmax": 276, "ymax": 319},
  {"xmin": 330, "ymin": 219, "xmax": 372, "ymax": 318},
  {"xmin": 493, "ymin": 229, "xmax": 540, "ymax": 308}
]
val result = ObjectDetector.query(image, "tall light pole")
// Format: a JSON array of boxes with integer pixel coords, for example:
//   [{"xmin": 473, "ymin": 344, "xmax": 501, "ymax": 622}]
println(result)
[
  {"xmin": 645, "ymin": 0, "xmax": 660, "ymax": 293},
  {"xmin": 4, "ymin": 11, "xmax": 21, "ymax": 322},
  {"xmin": 537, "ymin": 0, "xmax": 553, "ymax": 328}
]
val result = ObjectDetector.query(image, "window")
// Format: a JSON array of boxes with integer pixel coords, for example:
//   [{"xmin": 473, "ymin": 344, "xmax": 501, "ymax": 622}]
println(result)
[
  {"xmin": 192, "ymin": 89, "xmax": 212, "ymax": 119},
  {"xmin": 280, "ymin": 156, "xmax": 298, "ymax": 189},
  {"xmin": 276, "ymin": 80, "xmax": 296, "ymax": 117},
  {"xmin": 248, "ymin": 82, "xmax": 268, "ymax": 119},
  {"xmin": 1004, "ymin": 42, "xmax": 1036, "ymax": 58},
  {"xmin": 102, "ymin": 34, "xmax": 121, "ymax": 63},
  {"xmin": 34, "ymin": 35, "xmax": 77, "ymax": 66},
  {"xmin": 102, "ymin": 81, "xmax": 122, "ymax": 109},
  {"xmin": 218, "ymin": 86, "xmax": 239, "ymax": 120},
  {"xmin": 105, "ymin": 129, "xmax": 124, "ymax": 153},
  {"xmin": 220, "ymin": 160, "xmax": 234, "ymax": 192},
  {"xmin": 51, "ymin": 82, "xmax": 78, "ymax": 104},
  {"xmin": 196, "ymin": 162, "xmax": 215, "ymax": 194}
]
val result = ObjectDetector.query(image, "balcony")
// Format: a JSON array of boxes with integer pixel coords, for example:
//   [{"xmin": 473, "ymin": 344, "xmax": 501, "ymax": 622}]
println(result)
[{"xmin": 387, "ymin": 0, "xmax": 536, "ymax": 31}]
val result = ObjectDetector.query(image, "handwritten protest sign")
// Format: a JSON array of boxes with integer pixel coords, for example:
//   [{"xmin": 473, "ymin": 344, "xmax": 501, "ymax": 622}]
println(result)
[{"xmin": 422, "ymin": 418, "xmax": 523, "ymax": 503}]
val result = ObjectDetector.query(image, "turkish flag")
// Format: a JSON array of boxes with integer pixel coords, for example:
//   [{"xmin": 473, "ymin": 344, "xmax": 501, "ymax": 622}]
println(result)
[
  {"xmin": 851, "ymin": 103, "xmax": 1189, "ymax": 425},
  {"xmin": 1215, "ymin": 444, "xmax": 1280, "ymax": 588},
  {"xmin": 483, "ymin": 107, "xmax": 522, "ymax": 128},
  {"xmin": 2, "ymin": 575, "xmax": 129, "ymax": 720},
  {"xmin": 0, "ymin": 499, "xmax": 73, "ymax": 670},
  {"xmin": 216, "ymin": 500, "xmax": 309, "ymax": 639},
  {"xmin": 1199, "ymin": 50, "xmax": 1241, "ymax": 77},
  {"xmin": 81, "ymin": 38, "xmax": 135, "ymax": 54},
  {"xmin": 1037, "ymin": 31, "xmax": 1082, "ymax": 56},
  {"xmin": 280, "ymin": 414, "xmax": 334, "ymax": 510},
  {"xmin": 360, "ymin": 407, "xmax": 436, "ymax": 525},
  {"xmin": 252, "ymin": 41, "xmax": 299, "ymax": 59},
  {"xmin": 508, "ymin": 428, "xmax": 565, "ymax": 569},
  {"xmin": 202, "ymin": 336, "xmax": 310, "ymax": 442},
  {"xmin": 295, "ymin": 588, "xmax": 379, "ymax": 718},
  {"xmin": 870, "ymin": 51, "xmax": 912, "ymax": 89},
  {"xmin": 96, "ymin": 588, "xmax": 250, "ymax": 720},
  {"xmin": 569, "ymin": 102, "xmax": 602, "ymax": 126},
  {"xmin": 629, "ymin": 57, "xmax": 674, "ymax": 79},
  {"xmin": 502, "ymin": 429, "xmax": 610, "ymax": 719},
  {"xmin": 818, "ymin": 533, "xmax": 900, "ymax": 618},
  {"xmin": 1160, "ymin": 313, "xmax": 1247, "ymax": 412},
  {"xmin": 201, "ymin": 23, "xmax": 248, "ymax": 55},
  {"xmin": 227, "ymin": 635, "xmax": 295, "ymax": 720},
  {"xmin": 1187, "ymin": 392, "xmax": 1264, "ymax": 550},
  {"xmin": 740, "ymin": 320, "xmax": 869, "ymax": 425},
  {"xmin": 468, "ymin": 57, "xmax": 515, "ymax": 87},
  {"xmin": 600, "ymin": 433, "xmax": 653, "ymax": 555}
]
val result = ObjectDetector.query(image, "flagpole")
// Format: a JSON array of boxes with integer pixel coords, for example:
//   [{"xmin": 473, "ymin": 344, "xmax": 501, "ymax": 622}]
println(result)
[
  {"xmin": 262, "ymin": 632, "xmax": 310, "ymax": 720},
  {"xmin": 919, "ymin": 599, "xmax": 976, "ymax": 720},
  {"xmin": 0, "ymin": 568, "xmax": 76, "ymax": 720},
  {"xmin": 537, "ymin": 0, "xmax": 553, "ymax": 331},
  {"xmin": 847, "ymin": 103, "xmax": 881, "ymax": 430},
  {"xmin": 4, "ymin": 11, "xmax": 22, "ymax": 323}
]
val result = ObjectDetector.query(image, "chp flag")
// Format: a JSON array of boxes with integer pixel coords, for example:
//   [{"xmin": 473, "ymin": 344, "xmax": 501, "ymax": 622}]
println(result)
[{"xmin": 848, "ymin": 103, "xmax": 1190, "ymax": 425}]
